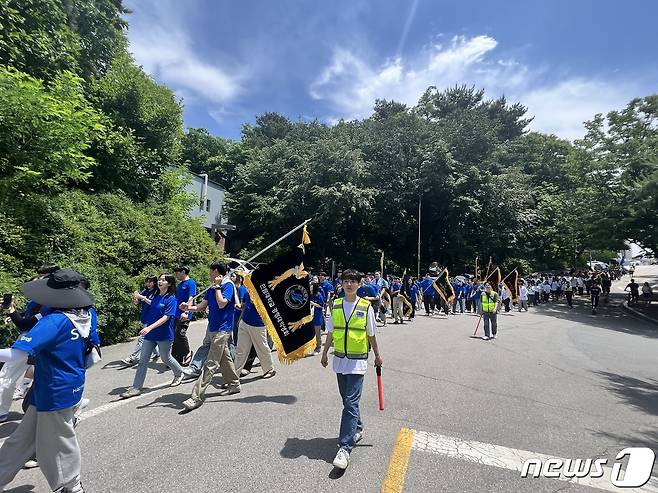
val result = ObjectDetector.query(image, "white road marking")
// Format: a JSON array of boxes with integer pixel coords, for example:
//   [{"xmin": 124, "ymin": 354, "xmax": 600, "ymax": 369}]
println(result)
[
  {"xmin": 411, "ymin": 429, "xmax": 658, "ymax": 493},
  {"xmin": 76, "ymin": 381, "xmax": 173, "ymax": 422},
  {"xmin": 0, "ymin": 380, "xmax": 179, "ymax": 448}
]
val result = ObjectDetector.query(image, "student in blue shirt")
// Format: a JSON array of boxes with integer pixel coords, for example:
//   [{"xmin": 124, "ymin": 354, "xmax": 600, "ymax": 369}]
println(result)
[
  {"xmin": 180, "ymin": 262, "xmax": 241, "ymax": 410},
  {"xmin": 233, "ymin": 290, "xmax": 276, "ymax": 378},
  {"xmin": 121, "ymin": 274, "xmax": 184, "ymax": 398},
  {"xmin": 0, "ymin": 269, "xmax": 94, "ymax": 493},
  {"xmin": 122, "ymin": 276, "xmax": 159, "ymax": 365},
  {"xmin": 310, "ymin": 277, "xmax": 326, "ymax": 353},
  {"xmin": 172, "ymin": 266, "xmax": 197, "ymax": 366},
  {"xmin": 231, "ymin": 273, "xmax": 249, "ymax": 356},
  {"xmin": 419, "ymin": 273, "xmax": 437, "ymax": 315}
]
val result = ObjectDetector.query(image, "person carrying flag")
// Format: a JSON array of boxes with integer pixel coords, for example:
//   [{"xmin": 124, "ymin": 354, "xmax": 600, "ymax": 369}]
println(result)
[{"xmin": 321, "ymin": 269, "xmax": 383, "ymax": 470}]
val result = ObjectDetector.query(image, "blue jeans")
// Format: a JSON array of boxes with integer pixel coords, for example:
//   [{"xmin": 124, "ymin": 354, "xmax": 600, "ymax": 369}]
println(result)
[
  {"xmin": 132, "ymin": 339, "xmax": 182, "ymax": 389},
  {"xmin": 483, "ymin": 312, "xmax": 497, "ymax": 338},
  {"xmin": 336, "ymin": 373, "xmax": 364, "ymax": 452},
  {"xmin": 189, "ymin": 328, "xmax": 212, "ymax": 373},
  {"xmin": 129, "ymin": 334, "xmax": 159, "ymax": 361}
]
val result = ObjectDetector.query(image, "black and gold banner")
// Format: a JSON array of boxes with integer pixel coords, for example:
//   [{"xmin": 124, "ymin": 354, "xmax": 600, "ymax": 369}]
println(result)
[
  {"xmin": 504, "ymin": 270, "xmax": 519, "ymax": 302},
  {"xmin": 486, "ymin": 267, "xmax": 502, "ymax": 288},
  {"xmin": 432, "ymin": 268, "xmax": 455, "ymax": 304},
  {"xmin": 243, "ymin": 246, "xmax": 315, "ymax": 363}
]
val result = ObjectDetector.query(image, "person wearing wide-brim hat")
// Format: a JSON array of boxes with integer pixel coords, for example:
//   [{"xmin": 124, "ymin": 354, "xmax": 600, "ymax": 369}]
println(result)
[{"xmin": 0, "ymin": 268, "xmax": 95, "ymax": 493}]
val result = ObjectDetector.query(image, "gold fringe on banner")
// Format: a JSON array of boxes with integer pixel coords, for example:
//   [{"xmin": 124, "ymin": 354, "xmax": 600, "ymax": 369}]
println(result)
[{"xmin": 243, "ymin": 274, "xmax": 316, "ymax": 364}]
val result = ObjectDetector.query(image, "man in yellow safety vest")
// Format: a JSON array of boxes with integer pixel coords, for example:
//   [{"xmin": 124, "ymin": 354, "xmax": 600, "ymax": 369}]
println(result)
[
  {"xmin": 481, "ymin": 282, "xmax": 500, "ymax": 340},
  {"xmin": 321, "ymin": 269, "xmax": 383, "ymax": 470}
]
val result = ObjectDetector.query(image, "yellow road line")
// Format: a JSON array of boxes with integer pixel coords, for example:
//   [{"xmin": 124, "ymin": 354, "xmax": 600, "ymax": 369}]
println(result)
[{"xmin": 381, "ymin": 427, "xmax": 415, "ymax": 493}]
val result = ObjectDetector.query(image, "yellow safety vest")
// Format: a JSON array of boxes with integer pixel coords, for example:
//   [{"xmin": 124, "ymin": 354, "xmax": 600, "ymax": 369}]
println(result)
[
  {"xmin": 332, "ymin": 297, "xmax": 370, "ymax": 359},
  {"xmin": 481, "ymin": 291, "xmax": 497, "ymax": 313}
]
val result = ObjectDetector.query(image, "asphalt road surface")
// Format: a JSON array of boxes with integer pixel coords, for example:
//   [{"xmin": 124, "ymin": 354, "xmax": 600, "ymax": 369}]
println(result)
[{"xmin": 3, "ymin": 268, "xmax": 658, "ymax": 492}]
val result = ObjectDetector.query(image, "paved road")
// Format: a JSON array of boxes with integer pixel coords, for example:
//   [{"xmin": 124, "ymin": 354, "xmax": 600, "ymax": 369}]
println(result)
[{"xmin": 4, "ymin": 272, "xmax": 658, "ymax": 492}]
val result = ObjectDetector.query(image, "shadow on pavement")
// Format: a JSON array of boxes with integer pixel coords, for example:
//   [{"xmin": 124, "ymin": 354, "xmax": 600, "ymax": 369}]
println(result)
[
  {"xmin": 5, "ymin": 486, "xmax": 35, "ymax": 492},
  {"xmin": 216, "ymin": 394, "xmax": 297, "ymax": 405},
  {"xmin": 593, "ymin": 371, "xmax": 658, "ymax": 416},
  {"xmin": 136, "ymin": 392, "xmax": 187, "ymax": 410},
  {"xmin": 591, "ymin": 428, "xmax": 658, "ymax": 480},
  {"xmin": 280, "ymin": 437, "xmax": 337, "ymax": 464},
  {"xmin": 0, "ymin": 419, "xmax": 19, "ymax": 439},
  {"xmin": 530, "ymin": 295, "xmax": 658, "ymax": 339}
]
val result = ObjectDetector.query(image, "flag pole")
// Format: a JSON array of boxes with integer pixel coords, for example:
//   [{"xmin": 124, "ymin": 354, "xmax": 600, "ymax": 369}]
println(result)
[
  {"xmin": 193, "ymin": 218, "xmax": 313, "ymax": 301},
  {"xmin": 472, "ymin": 257, "xmax": 492, "ymax": 337},
  {"xmin": 501, "ymin": 267, "xmax": 519, "ymax": 284}
]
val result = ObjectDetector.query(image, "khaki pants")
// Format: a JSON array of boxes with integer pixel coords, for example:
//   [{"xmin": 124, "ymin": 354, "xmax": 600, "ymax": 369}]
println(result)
[
  {"xmin": 234, "ymin": 321, "xmax": 274, "ymax": 374},
  {"xmin": 191, "ymin": 331, "xmax": 239, "ymax": 401},
  {"xmin": 0, "ymin": 404, "xmax": 81, "ymax": 491},
  {"xmin": 392, "ymin": 297, "xmax": 404, "ymax": 322}
]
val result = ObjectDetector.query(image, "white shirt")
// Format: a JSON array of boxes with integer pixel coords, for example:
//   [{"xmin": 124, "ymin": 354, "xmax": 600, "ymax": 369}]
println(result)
[
  {"xmin": 327, "ymin": 298, "xmax": 377, "ymax": 375},
  {"xmin": 520, "ymin": 286, "xmax": 528, "ymax": 300}
]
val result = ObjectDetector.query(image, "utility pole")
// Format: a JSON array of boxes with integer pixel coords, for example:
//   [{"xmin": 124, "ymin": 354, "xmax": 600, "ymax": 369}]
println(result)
[{"xmin": 417, "ymin": 196, "xmax": 421, "ymax": 278}]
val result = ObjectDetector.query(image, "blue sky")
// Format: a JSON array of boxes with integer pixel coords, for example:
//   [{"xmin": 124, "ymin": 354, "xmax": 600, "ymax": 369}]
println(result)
[{"xmin": 125, "ymin": 0, "xmax": 658, "ymax": 141}]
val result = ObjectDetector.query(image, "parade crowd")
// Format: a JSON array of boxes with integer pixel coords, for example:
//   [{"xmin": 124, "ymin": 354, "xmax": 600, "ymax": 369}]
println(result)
[{"xmin": 0, "ymin": 259, "xmax": 651, "ymax": 489}]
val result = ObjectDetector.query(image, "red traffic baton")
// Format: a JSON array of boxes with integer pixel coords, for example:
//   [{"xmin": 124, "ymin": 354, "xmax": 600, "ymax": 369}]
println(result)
[{"xmin": 376, "ymin": 365, "xmax": 384, "ymax": 411}]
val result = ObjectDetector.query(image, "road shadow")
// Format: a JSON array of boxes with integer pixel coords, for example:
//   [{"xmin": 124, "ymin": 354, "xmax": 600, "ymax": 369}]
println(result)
[
  {"xmin": 280, "ymin": 437, "xmax": 337, "ymax": 464},
  {"xmin": 137, "ymin": 392, "xmax": 187, "ymax": 410},
  {"xmin": 5, "ymin": 486, "xmax": 35, "ymax": 492},
  {"xmin": 0, "ymin": 418, "xmax": 20, "ymax": 439},
  {"xmin": 591, "ymin": 428, "xmax": 658, "ymax": 480},
  {"xmin": 593, "ymin": 371, "xmax": 658, "ymax": 416},
  {"xmin": 209, "ymin": 394, "xmax": 297, "ymax": 405},
  {"xmin": 530, "ymin": 295, "xmax": 658, "ymax": 339}
]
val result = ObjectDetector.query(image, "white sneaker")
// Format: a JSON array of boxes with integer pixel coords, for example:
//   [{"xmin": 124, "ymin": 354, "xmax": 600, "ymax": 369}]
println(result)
[
  {"xmin": 354, "ymin": 430, "xmax": 364, "ymax": 444},
  {"xmin": 170, "ymin": 375, "xmax": 183, "ymax": 387},
  {"xmin": 23, "ymin": 459, "xmax": 38, "ymax": 469},
  {"xmin": 120, "ymin": 387, "xmax": 141, "ymax": 399},
  {"xmin": 12, "ymin": 388, "xmax": 26, "ymax": 401},
  {"xmin": 481, "ymin": 335, "xmax": 490, "ymax": 340},
  {"xmin": 490, "ymin": 335, "xmax": 497, "ymax": 340},
  {"xmin": 333, "ymin": 448, "xmax": 350, "ymax": 469},
  {"xmin": 79, "ymin": 398, "xmax": 90, "ymax": 410},
  {"xmin": 182, "ymin": 397, "xmax": 203, "ymax": 410}
]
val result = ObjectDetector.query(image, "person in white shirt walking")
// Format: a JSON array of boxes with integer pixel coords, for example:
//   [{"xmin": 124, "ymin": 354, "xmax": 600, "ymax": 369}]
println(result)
[
  {"xmin": 518, "ymin": 281, "xmax": 529, "ymax": 312},
  {"xmin": 321, "ymin": 269, "xmax": 383, "ymax": 470}
]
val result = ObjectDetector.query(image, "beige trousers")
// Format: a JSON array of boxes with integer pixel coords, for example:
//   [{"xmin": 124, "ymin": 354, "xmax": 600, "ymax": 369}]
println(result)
[
  {"xmin": 191, "ymin": 331, "xmax": 240, "ymax": 401},
  {"xmin": 234, "ymin": 321, "xmax": 274, "ymax": 374}
]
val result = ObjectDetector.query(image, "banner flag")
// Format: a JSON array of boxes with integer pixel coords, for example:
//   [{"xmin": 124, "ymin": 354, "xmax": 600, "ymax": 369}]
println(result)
[
  {"xmin": 401, "ymin": 294, "xmax": 413, "ymax": 317},
  {"xmin": 486, "ymin": 267, "xmax": 502, "ymax": 288},
  {"xmin": 504, "ymin": 269, "xmax": 519, "ymax": 302},
  {"xmin": 243, "ymin": 244, "xmax": 316, "ymax": 364},
  {"xmin": 432, "ymin": 268, "xmax": 455, "ymax": 304}
]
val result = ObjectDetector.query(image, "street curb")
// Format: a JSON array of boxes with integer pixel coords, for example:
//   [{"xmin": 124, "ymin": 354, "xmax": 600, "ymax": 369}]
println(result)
[{"xmin": 621, "ymin": 300, "xmax": 658, "ymax": 326}]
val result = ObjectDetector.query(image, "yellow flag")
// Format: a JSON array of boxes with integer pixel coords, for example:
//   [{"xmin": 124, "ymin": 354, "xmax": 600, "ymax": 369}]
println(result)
[{"xmin": 301, "ymin": 225, "xmax": 311, "ymax": 245}]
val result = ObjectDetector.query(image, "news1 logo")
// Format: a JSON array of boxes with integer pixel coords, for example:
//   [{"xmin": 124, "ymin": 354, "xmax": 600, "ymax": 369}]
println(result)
[{"xmin": 521, "ymin": 448, "xmax": 656, "ymax": 488}]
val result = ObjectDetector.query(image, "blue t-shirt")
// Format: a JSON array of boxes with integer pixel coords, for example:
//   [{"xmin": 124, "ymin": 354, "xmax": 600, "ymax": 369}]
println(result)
[
  {"xmin": 205, "ymin": 282, "xmax": 235, "ymax": 333},
  {"xmin": 144, "ymin": 293, "xmax": 177, "ymax": 341},
  {"xmin": 138, "ymin": 288, "xmax": 157, "ymax": 324},
  {"xmin": 320, "ymin": 279, "xmax": 334, "ymax": 299},
  {"xmin": 410, "ymin": 284, "xmax": 419, "ymax": 299},
  {"xmin": 241, "ymin": 292, "xmax": 264, "ymax": 327},
  {"xmin": 391, "ymin": 283, "xmax": 402, "ymax": 295},
  {"xmin": 233, "ymin": 284, "xmax": 248, "ymax": 321},
  {"xmin": 357, "ymin": 283, "xmax": 377, "ymax": 298},
  {"xmin": 13, "ymin": 312, "xmax": 87, "ymax": 412},
  {"xmin": 313, "ymin": 291, "xmax": 325, "ymax": 326},
  {"xmin": 175, "ymin": 278, "xmax": 197, "ymax": 320},
  {"xmin": 419, "ymin": 278, "xmax": 436, "ymax": 296}
]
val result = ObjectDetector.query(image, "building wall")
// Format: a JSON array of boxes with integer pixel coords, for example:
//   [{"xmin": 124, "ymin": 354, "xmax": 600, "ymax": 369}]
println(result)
[{"xmin": 184, "ymin": 173, "xmax": 225, "ymax": 231}]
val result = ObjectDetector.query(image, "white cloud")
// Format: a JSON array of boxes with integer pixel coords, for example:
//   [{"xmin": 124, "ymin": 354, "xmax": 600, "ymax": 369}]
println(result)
[
  {"xmin": 522, "ymin": 79, "xmax": 634, "ymax": 140},
  {"xmin": 310, "ymin": 35, "xmax": 641, "ymax": 140},
  {"xmin": 126, "ymin": 1, "xmax": 243, "ymax": 105}
]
